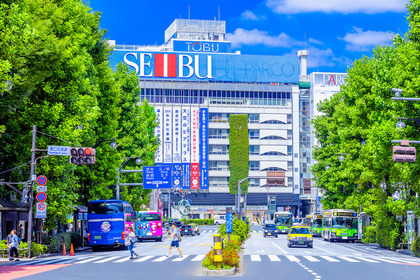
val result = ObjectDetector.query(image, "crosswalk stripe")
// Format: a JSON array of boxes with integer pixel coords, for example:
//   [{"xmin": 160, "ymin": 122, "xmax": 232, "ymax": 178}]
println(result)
[
  {"xmin": 153, "ymin": 256, "xmax": 169, "ymax": 262},
  {"xmin": 251, "ymin": 255, "xmax": 261, "ymax": 261},
  {"xmin": 375, "ymin": 258, "xmax": 399, "ymax": 263},
  {"xmin": 191, "ymin": 255, "xmax": 206, "ymax": 262},
  {"xmin": 133, "ymin": 256, "xmax": 155, "ymax": 263},
  {"xmin": 285, "ymin": 255, "xmax": 300, "ymax": 262},
  {"xmin": 75, "ymin": 256, "xmax": 104, "ymax": 264},
  {"xmin": 94, "ymin": 256, "xmax": 120, "ymax": 263},
  {"xmin": 338, "ymin": 256, "xmax": 359, "ymax": 263},
  {"xmin": 268, "ymin": 255, "xmax": 281, "ymax": 262},
  {"xmin": 321, "ymin": 256, "xmax": 340, "ymax": 262},
  {"xmin": 172, "ymin": 255, "xmax": 189, "ymax": 262},
  {"xmin": 354, "ymin": 257, "xmax": 379, "ymax": 263},
  {"xmin": 381, "ymin": 257, "xmax": 419, "ymax": 264},
  {"xmin": 303, "ymin": 255, "xmax": 320, "ymax": 262},
  {"xmin": 113, "ymin": 257, "xmax": 131, "ymax": 263},
  {"xmin": 202, "ymin": 230, "xmax": 207, "ymax": 233}
]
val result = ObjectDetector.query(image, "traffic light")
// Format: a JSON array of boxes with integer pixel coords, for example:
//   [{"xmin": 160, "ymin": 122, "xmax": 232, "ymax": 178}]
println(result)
[
  {"xmin": 70, "ymin": 147, "xmax": 96, "ymax": 164},
  {"xmin": 393, "ymin": 145, "xmax": 416, "ymax": 162}
]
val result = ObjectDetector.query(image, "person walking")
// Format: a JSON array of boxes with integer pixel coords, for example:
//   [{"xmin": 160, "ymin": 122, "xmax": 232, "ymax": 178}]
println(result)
[
  {"xmin": 8, "ymin": 230, "xmax": 20, "ymax": 261},
  {"xmin": 166, "ymin": 223, "xmax": 183, "ymax": 258},
  {"xmin": 128, "ymin": 226, "xmax": 139, "ymax": 259}
]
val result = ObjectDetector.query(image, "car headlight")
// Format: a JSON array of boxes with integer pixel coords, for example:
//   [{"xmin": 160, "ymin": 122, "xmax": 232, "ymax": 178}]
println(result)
[{"xmin": 265, "ymin": 230, "xmax": 268, "ymax": 232}]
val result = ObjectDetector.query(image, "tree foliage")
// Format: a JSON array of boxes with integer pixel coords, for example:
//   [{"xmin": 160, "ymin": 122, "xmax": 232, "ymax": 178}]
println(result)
[
  {"xmin": 312, "ymin": 0, "xmax": 420, "ymax": 249},
  {"xmin": 229, "ymin": 115, "xmax": 249, "ymax": 194},
  {"xmin": 0, "ymin": 0, "xmax": 158, "ymax": 230}
]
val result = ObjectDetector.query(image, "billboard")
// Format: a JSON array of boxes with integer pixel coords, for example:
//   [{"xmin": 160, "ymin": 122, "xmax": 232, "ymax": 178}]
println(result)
[
  {"xmin": 181, "ymin": 107, "xmax": 191, "ymax": 189},
  {"xmin": 172, "ymin": 40, "xmax": 231, "ymax": 53},
  {"xmin": 154, "ymin": 106, "xmax": 163, "ymax": 164},
  {"xmin": 172, "ymin": 107, "xmax": 182, "ymax": 189},
  {"xmin": 199, "ymin": 108, "xmax": 209, "ymax": 189},
  {"xmin": 110, "ymin": 51, "xmax": 299, "ymax": 83},
  {"xmin": 190, "ymin": 107, "xmax": 200, "ymax": 189}
]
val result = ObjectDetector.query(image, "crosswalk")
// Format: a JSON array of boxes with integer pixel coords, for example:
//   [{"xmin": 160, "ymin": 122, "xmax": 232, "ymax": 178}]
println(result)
[{"xmin": 6, "ymin": 254, "xmax": 419, "ymax": 266}]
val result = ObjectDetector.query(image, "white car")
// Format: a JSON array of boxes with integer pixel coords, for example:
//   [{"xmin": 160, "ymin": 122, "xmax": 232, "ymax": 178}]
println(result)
[{"xmin": 214, "ymin": 215, "xmax": 226, "ymax": 225}]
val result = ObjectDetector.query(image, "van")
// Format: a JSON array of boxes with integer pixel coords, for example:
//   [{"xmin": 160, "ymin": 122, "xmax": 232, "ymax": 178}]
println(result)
[{"xmin": 213, "ymin": 215, "xmax": 226, "ymax": 225}]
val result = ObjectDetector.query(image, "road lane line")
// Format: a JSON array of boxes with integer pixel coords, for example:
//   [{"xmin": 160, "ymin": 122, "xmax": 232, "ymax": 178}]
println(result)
[
  {"xmin": 191, "ymin": 255, "xmax": 206, "ymax": 262},
  {"xmin": 153, "ymin": 256, "xmax": 169, "ymax": 262},
  {"xmin": 303, "ymin": 255, "xmax": 320, "ymax": 262},
  {"xmin": 380, "ymin": 257, "xmax": 420, "ymax": 263},
  {"xmin": 113, "ymin": 257, "xmax": 131, "ymax": 263},
  {"xmin": 94, "ymin": 256, "xmax": 120, "ymax": 263},
  {"xmin": 268, "ymin": 255, "xmax": 281, "ymax": 262},
  {"xmin": 251, "ymin": 255, "xmax": 261, "ymax": 261},
  {"xmin": 374, "ymin": 258, "xmax": 399, "ymax": 264},
  {"xmin": 133, "ymin": 256, "xmax": 154, "ymax": 262},
  {"xmin": 354, "ymin": 256, "xmax": 379, "ymax": 263},
  {"xmin": 313, "ymin": 245, "xmax": 338, "ymax": 255},
  {"xmin": 321, "ymin": 256, "xmax": 340, "ymax": 262},
  {"xmin": 271, "ymin": 241, "xmax": 288, "ymax": 254},
  {"xmin": 172, "ymin": 255, "xmax": 189, "ymax": 262},
  {"xmin": 285, "ymin": 255, "xmax": 300, "ymax": 262},
  {"xmin": 338, "ymin": 256, "xmax": 359, "ymax": 263},
  {"xmin": 75, "ymin": 256, "xmax": 104, "ymax": 264}
]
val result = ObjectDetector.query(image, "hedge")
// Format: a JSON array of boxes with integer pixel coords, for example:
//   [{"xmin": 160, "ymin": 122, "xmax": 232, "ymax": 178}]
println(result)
[
  {"xmin": 0, "ymin": 239, "xmax": 46, "ymax": 257},
  {"xmin": 42, "ymin": 231, "xmax": 82, "ymax": 253},
  {"xmin": 362, "ymin": 225, "xmax": 377, "ymax": 244},
  {"xmin": 411, "ymin": 236, "xmax": 420, "ymax": 257},
  {"xmin": 229, "ymin": 115, "xmax": 249, "ymax": 194},
  {"xmin": 181, "ymin": 219, "xmax": 214, "ymax": 225}
]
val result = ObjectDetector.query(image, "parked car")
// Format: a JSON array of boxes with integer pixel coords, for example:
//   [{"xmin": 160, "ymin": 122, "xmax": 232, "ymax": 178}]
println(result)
[
  {"xmin": 180, "ymin": 225, "xmax": 194, "ymax": 236},
  {"xmin": 213, "ymin": 215, "xmax": 226, "ymax": 225},
  {"xmin": 190, "ymin": 223, "xmax": 200, "ymax": 235},
  {"xmin": 263, "ymin": 223, "xmax": 278, "ymax": 238},
  {"xmin": 164, "ymin": 219, "xmax": 183, "ymax": 228},
  {"xmin": 287, "ymin": 226, "xmax": 313, "ymax": 248}
]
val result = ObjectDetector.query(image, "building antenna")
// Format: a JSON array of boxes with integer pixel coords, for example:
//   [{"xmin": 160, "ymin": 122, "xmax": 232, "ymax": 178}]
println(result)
[
  {"xmin": 304, "ymin": 32, "xmax": 307, "ymax": 50},
  {"xmin": 188, "ymin": 5, "xmax": 190, "ymax": 19}
]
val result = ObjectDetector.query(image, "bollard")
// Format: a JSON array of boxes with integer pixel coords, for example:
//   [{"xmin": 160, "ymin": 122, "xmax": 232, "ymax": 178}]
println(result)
[{"xmin": 213, "ymin": 234, "xmax": 223, "ymax": 267}]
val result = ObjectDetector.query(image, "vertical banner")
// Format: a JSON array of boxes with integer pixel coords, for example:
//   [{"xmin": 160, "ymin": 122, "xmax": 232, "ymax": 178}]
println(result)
[
  {"xmin": 190, "ymin": 107, "xmax": 200, "ymax": 189},
  {"xmin": 172, "ymin": 107, "xmax": 182, "ymax": 189},
  {"xmin": 199, "ymin": 108, "xmax": 209, "ymax": 190},
  {"xmin": 181, "ymin": 108, "xmax": 191, "ymax": 189},
  {"xmin": 154, "ymin": 106, "xmax": 163, "ymax": 164},
  {"xmin": 163, "ymin": 107, "xmax": 172, "ymax": 164}
]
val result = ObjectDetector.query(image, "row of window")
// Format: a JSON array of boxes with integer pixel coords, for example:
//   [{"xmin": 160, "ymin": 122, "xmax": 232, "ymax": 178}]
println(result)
[
  {"xmin": 209, "ymin": 145, "xmax": 293, "ymax": 156},
  {"xmin": 209, "ymin": 113, "xmax": 292, "ymax": 124},
  {"xmin": 209, "ymin": 129, "xmax": 293, "ymax": 140},
  {"xmin": 209, "ymin": 178, "xmax": 286, "ymax": 187},
  {"xmin": 209, "ymin": 161, "xmax": 292, "ymax": 172}
]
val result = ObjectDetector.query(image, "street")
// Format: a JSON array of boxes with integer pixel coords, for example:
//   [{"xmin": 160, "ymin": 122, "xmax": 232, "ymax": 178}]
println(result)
[{"xmin": 1, "ymin": 225, "xmax": 420, "ymax": 280}]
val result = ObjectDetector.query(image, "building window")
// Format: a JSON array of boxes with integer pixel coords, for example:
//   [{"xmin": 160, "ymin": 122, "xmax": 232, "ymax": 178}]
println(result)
[
  {"xmin": 260, "ymin": 120, "xmax": 285, "ymax": 124},
  {"xmin": 261, "ymin": 167, "xmax": 285, "ymax": 171},
  {"xmin": 209, "ymin": 113, "xmax": 229, "ymax": 123},
  {"xmin": 209, "ymin": 129, "xmax": 229, "ymax": 139},
  {"xmin": 209, "ymin": 161, "xmax": 229, "ymax": 171},
  {"xmin": 209, "ymin": 145, "xmax": 229, "ymax": 155},
  {"xmin": 249, "ymin": 161, "xmax": 260, "ymax": 171},
  {"xmin": 248, "ymin": 114, "xmax": 259, "ymax": 123},
  {"xmin": 287, "ymin": 114, "xmax": 292, "ymax": 124},
  {"xmin": 249, "ymin": 130, "xmax": 260, "ymax": 139},
  {"xmin": 287, "ymin": 161, "xmax": 293, "ymax": 172},
  {"xmin": 249, "ymin": 178, "xmax": 260, "ymax": 187},
  {"xmin": 210, "ymin": 177, "xmax": 229, "ymax": 187},
  {"xmin": 261, "ymin": 135, "xmax": 284, "ymax": 140},
  {"xmin": 249, "ymin": 145, "xmax": 260, "ymax": 155},
  {"xmin": 287, "ymin": 130, "xmax": 292, "ymax": 140},
  {"xmin": 287, "ymin": 146, "xmax": 292, "ymax": 156},
  {"xmin": 261, "ymin": 152, "xmax": 284, "ymax": 156}
]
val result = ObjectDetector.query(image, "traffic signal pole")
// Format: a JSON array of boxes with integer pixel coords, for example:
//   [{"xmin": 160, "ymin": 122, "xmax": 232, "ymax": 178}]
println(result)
[{"xmin": 28, "ymin": 125, "xmax": 36, "ymax": 258}]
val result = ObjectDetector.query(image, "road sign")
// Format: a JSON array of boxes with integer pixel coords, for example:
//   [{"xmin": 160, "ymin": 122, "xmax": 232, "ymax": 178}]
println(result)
[
  {"xmin": 37, "ymin": 175, "xmax": 47, "ymax": 186},
  {"xmin": 226, "ymin": 207, "xmax": 233, "ymax": 234},
  {"xmin": 286, "ymin": 206, "xmax": 290, "ymax": 211},
  {"xmin": 35, "ymin": 202, "xmax": 47, "ymax": 218},
  {"xmin": 36, "ymin": 185, "xmax": 47, "ymax": 192},
  {"xmin": 48, "ymin": 146, "xmax": 71, "ymax": 156},
  {"xmin": 143, "ymin": 166, "xmax": 172, "ymax": 189},
  {"xmin": 36, "ymin": 192, "xmax": 47, "ymax": 202},
  {"xmin": 210, "ymin": 209, "xmax": 214, "ymax": 213},
  {"xmin": 31, "ymin": 175, "xmax": 37, "ymax": 181}
]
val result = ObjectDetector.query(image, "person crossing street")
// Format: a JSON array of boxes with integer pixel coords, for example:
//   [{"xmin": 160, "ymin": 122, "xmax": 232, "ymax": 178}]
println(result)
[
  {"xmin": 128, "ymin": 226, "xmax": 139, "ymax": 259},
  {"xmin": 166, "ymin": 223, "xmax": 183, "ymax": 258}
]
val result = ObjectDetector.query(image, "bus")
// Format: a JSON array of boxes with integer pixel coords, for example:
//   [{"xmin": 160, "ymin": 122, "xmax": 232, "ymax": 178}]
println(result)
[
  {"xmin": 322, "ymin": 209, "xmax": 358, "ymax": 242},
  {"xmin": 305, "ymin": 213, "xmax": 323, "ymax": 237},
  {"xmin": 87, "ymin": 200, "xmax": 135, "ymax": 250},
  {"xmin": 136, "ymin": 211, "xmax": 163, "ymax": 242},
  {"xmin": 273, "ymin": 211, "xmax": 293, "ymax": 233}
]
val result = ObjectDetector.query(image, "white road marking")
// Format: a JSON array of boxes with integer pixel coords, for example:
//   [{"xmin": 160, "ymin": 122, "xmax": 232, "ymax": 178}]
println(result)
[
  {"xmin": 172, "ymin": 255, "xmax": 189, "ymax": 262},
  {"xmin": 251, "ymin": 255, "xmax": 261, "ymax": 261},
  {"xmin": 75, "ymin": 256, "xmax": 104, "ymax": 264},
  {"xmin": 354, "ymin": 256, "xmax": 379, "ymax": 263},
  {"xmin": 94, "ymin": 256, "xmax": 120, "ymax": 263},
  {"xmin": 321, "ymin": 256, "xmax": 340, "ymax": 262},
  {"xmin": 338, "ymin": 256, "xmax": 359, "ymax": 263},
  {"xmin": 152, "ymin": 256, "xmax": 169, "ymax": 262},
  {"xmin": 303, "ymin": 255, "xmax": 320, "ymax": 262},
  {"xmin": 268, "ymin": 255, "xmax": 281, "ymax": 262},
  {"xmin": 313, "ymin": 245, "xmax": 337, "ymax": 255},
  {"xmin": 191, "ymin": 255, "xmax": 206, "ymax": 262},
  {"xmin": 271, "ymin": 241, "xmax": 288, "ymax": 254},
  {"xmin": 133, "ymin": 256, "xmax": 154, "ymax": 262},
  {"xmin": 285, "ymin": 255, "xmax": 300, "ymax": 262},
  {"xmin": 113, "ymin": 257, "xmax": 131, "ymax": 263}
]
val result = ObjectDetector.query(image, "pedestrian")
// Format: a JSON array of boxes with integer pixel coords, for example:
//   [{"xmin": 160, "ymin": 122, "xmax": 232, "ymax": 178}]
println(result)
[
  {"xmin": 128, "ymin": 226, "xmax": 139, "ymax": 259},
  {"xmin": 17, "ymin": 224, "xmax": 23, "ymax": 240},
  {"xmin": 166, "ymin": 223, "xmax": 183, "ymax": 258},
  {"xmin": 8, "ymin": 230, "xmax": 20, "ymax": 261}
]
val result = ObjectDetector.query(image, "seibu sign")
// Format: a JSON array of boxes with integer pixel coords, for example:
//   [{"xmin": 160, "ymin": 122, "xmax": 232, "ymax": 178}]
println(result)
[{"xmin": 124, "ymin": 53, "xmax": 213, "ymax": 79}]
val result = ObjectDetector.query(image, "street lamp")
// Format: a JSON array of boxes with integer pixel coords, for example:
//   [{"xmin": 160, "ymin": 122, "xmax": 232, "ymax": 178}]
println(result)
[
  {"xmin": 116, "ymin": 156, "xmax": 142, "ymax": 200},
  {"xmin": 338, "ymin": 154, "xmax": 345, "ymax": 162},
  {"xmin": 135, "ymin": 158, "xmax": 143, "ymax": 165},
  {"xmin": 361, "ymin": 140, "xmax": 366, "ymax": 146},
  {"xmin": 325, "ymin": 165, "xmax": 331, "ymax": 170},
  {"xmin": 110, "ymin": 140, "xmax": 118, "ymax": 149},
  {"xmin": 391, "ymin": 88, "xmax": 403, "ymax": 97},
  {"xmin": 396, "ymin": 120, "xmax": 406, "ymax": 129}
]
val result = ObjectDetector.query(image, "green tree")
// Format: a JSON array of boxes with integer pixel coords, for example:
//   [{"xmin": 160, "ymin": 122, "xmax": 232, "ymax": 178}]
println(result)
[{"xmin": 229, "ymin": 115, "xmax": 249, "ymax": 194}]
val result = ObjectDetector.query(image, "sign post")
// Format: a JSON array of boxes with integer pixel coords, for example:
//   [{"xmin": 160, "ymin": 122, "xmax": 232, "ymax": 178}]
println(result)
[{"xmin": 226, "ymin": 207, "xmax": 233, "ymax": 243}]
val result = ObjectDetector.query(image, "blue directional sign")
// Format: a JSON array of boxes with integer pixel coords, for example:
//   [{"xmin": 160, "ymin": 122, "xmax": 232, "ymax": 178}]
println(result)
[
  {"xmin": 143, "ymin": 166, "xmax": 172, "ymax": 189},
  {"xmin": 48, "ymin": 146, "xmax": 70, "ymax": 156},
  {"xmin": 226, "ymin": 212, "xmax": 233, "ymax": 234}
]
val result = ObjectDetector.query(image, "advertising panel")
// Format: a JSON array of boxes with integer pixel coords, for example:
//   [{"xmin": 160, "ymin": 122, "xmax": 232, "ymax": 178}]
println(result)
[
  {"xmin": 163, "ymin": 107, "xmax": 172, "ymax": 164},
  {"xmin": 154, "ymin": 106, "xmax": 163, "ymax": 164},
  {"xmin": 190, "ymin": 107, "xmax": 200, "ymax": 189},
  {"xmin": 172, "ymin": 40, "xmax": 231, "ymax": 53},
  {"xmin": 199, "ymin": 108, "xmax": 208, "ymax": 190},
  {"xmin": 181, "ymin": 108, "xmax": 191, "ymax": 189},
  {"xmin": 172, "ymin": 106, "xmax": 182, "ymax": 189},
  {"xmin": 110, "ymin": 51, "xmax": 299, "ymax": 83}
]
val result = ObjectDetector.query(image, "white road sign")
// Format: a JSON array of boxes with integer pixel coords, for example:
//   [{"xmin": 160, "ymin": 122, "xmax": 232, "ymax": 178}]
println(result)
[{"xmin": 48, "ymin": 146, "xmax": 70, "ymax": 156}]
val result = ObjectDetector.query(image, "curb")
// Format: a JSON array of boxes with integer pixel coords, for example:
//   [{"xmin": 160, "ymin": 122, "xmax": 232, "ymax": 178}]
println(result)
[{"xmin": 202, "ymin": 267, "xmax": 235, "ymax": 276}]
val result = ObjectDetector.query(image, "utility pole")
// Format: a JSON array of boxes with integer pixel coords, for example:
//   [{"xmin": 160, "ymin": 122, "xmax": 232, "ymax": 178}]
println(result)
[{"xmin": 28, "ymin": 125, "xmax": 36, "ymax": 258}]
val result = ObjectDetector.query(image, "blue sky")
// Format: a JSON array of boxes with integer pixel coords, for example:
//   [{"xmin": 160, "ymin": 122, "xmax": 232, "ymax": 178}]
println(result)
[{"xmin": 87, "ymin": 0, "xmax": 410, "ymax": 73}]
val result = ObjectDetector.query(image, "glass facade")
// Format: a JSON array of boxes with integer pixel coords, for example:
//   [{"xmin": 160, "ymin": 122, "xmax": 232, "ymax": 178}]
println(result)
[{"xmin": 299, "ymin": 89, "xmax": 312, "ymax": 197}]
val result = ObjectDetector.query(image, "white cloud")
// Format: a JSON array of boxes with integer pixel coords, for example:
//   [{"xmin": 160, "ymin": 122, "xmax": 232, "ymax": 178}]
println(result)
[
  {"xmin": 227, "ymin": 28, "xmax": 302, "ymax": 48},
  {"xmin": 241, "ymin": 10, "xmax": 259, "ymax": 20},
  {"xmin": 308, "ymin": 38, "xmax": 324, "ymax": 45},
  {"xmin": 341, "ymin": 27, "xmax": 395, "ymax": 51},
  {"xmin": 266, "ymin": 0, "xmax": 407, "ymax": 14}
]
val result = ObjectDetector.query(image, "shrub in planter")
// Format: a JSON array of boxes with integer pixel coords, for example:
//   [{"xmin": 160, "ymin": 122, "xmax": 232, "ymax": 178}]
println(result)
[
  {"xmin": 411, "ymin": 236, "xmax": 420, "ymax": 257},
  {"xmin": 362, "ymin": 225, "xmax": 377, "ymax": 244},
  {"xmin": 222, "ymin": 245, "xmax": 240, "ymax": 267}
]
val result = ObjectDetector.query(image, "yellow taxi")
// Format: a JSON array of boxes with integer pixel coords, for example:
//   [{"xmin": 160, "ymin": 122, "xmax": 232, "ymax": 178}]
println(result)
[{"xmin": 287, "ymin": 226, "xmax": 313, "ymax": 248}]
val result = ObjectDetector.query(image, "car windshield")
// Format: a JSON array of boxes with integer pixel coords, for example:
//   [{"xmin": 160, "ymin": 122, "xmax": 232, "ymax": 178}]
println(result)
[
  {"xmin": 332, "ymin": 217, "xmax": 358, "ymax": 229},
  {"xmin": 275, "ymin": 217, "xmax": 293, "ymax": 226},
  {"xmin": 88, "ymin": 202, "xmax": 123, "ymax": 214},
  {"xmin": 314, "ymin": 219, "xmax": 322, "ymax": 227},
  {"xmin": 290, "ymin": 228, "xmax": 310, "ymax": 234},
  {"xmin": 265, "ymin": 224, "xmax": 277, "ymax": 229},
  {"xmin": 138, "ymin": 213, "xmax": 161, "ymax": 221}
]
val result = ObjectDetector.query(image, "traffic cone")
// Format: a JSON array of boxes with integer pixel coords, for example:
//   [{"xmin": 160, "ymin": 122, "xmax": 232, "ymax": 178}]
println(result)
[
  {"xmin": 70, "ymin": 243, "xmax": 75, "ymax": 256},
  {"xmin": 62, "ymin": 243, "xmax": 67, "ymax": 256}
]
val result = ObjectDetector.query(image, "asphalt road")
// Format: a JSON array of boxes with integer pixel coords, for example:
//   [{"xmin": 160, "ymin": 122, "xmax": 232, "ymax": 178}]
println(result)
[{"xmin": 1, "ymin": 225, "xmax": 420, "ymax": 280}]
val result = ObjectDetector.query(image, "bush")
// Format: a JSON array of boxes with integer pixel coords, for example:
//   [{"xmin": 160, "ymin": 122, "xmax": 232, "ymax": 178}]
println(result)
[
  {"xmin": 218, "ymin": 218, "xmax": 250, "ymax": 242},
  {"xmin": 202, "ymin": 241, "xmax": 240, "ymax": 269},
  {"xmin": 0, "ymin": 239, "xmax": 46, "ymax": 257},
  {"xmin": 362, "ymin": 226, "xmax": 377, "ymax": 244},
  {"xmin": 411, "ymin": 236, "xmax": 420, "ymax": 257},
  {"xmin": 182, "ymin": 219, "xmax": 214, "ymax": 225},
  {"xmin": 42, "ymin": 232, "xmax": 82, "ymax": 253}
]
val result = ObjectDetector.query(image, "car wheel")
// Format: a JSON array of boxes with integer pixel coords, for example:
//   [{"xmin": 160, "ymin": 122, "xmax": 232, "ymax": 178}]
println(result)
[
  {"xmin": 275, "ymin": 235, "xmax": 278, "ymax": 238},
  {"xmin": 287, "ymin": 242, "xmax": 291, "ymax": 248}
]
